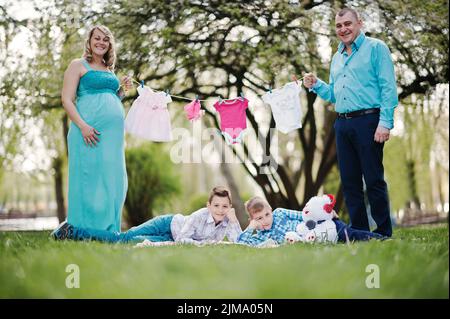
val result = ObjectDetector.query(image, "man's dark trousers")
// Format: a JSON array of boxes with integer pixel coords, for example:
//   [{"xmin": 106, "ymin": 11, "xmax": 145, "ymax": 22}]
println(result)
[{"xmin": 334, "ymin": 112, "xmax": 392, "ymax": 237}]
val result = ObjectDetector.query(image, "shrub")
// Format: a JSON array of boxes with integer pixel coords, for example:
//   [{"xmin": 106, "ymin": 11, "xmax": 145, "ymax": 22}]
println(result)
[{"xmin": 124, "ymin": 144, "xmax": 180, "ymax": 227}]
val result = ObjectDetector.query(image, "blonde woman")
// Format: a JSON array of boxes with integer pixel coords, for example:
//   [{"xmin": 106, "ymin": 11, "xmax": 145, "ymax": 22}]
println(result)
[{"xmin": 59, "ymin": 25, "xmax": 132, "ymax": 232}]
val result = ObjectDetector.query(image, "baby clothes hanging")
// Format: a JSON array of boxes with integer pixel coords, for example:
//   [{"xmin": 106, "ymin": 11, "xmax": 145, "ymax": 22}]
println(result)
[
  {"xmin": 213, "ymin": 97, "xmax": 248, "ymax": 145},
  {"xmin": 262, "ymin": 81, "xmax": 303, "ymax": 134},
  {"xmin": 184, "ymin": 99, "xmax": 204, "ymax": 121},
  {"xmin": 125, "ymin": 86, "xmax": 173, "ymax": 142}
]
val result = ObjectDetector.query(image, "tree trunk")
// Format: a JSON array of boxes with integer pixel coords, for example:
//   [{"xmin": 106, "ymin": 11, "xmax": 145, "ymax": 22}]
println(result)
[
  {"xmin": 62, "ymin": 114, "xmax": 69, "ymax": 156},
  {"xmin": 218, "ymin": 162, "xmax": 248, "ymax": 228},
  {"xmin": 335, "ymin": 182, "xmax": 345, "ymax": 217},
  {"xmin": 53, "ymin": 114, "xmax": 69, "ymax": 223},
  {"xmin": 213, "ymin": 137, "xmax": 248, "ymax": 228},
  {"xmin": 53, "ymin": 156, "xmax": 66, "ymax": 223},
  {"xmin": 406, "ymin": 159, "xmax": 420, "ymax": 208}
]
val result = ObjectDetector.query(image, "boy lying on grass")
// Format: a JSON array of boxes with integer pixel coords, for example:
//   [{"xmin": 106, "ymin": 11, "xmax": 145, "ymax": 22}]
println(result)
[
  {"xmin": 51, "ymin": 186, "xmax": 242, "ymax": 245},
  {"xmin": 237, "ymin": 196, "xmax": 387, "ymax": 247}
]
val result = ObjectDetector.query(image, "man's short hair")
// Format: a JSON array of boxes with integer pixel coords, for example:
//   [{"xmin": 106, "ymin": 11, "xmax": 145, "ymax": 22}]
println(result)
[
  {"xmin": 336, "ymin": 7, "xmax": 360, "ymax": 20},
  {"xmin": 208, "ymin": 186, "xmax": 232, "ymax": 204},
  {"xmin": 245, "ymin": 196, "xmax": 272, "ymax": 218}
]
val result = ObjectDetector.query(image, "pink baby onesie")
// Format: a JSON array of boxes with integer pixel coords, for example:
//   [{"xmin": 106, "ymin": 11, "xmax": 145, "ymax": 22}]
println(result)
[
  {"xmin": 184, "ymin": 99, "xmax": 204, "ymax": 121},
  {"xmin": 125, "ymin": 86, "xmax": 173, "ymax": 142},
  {"xmin": 213, "ymin": 97, "xmax": 248, "ymax": 144}
]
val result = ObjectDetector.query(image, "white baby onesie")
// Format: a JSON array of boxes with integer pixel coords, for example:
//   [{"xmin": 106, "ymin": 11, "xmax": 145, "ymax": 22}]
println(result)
[{"xmin": 262, "ymin": 81, "xmax": 303, "ymax": 134}]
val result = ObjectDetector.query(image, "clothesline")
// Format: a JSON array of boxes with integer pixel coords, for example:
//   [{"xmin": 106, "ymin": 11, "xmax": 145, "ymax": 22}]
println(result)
[
  {"xmin": 127, "ymin": 75, "xmax": 304, "ymax": 103},
  {"xmin": 124, "ymin": 74, "xmax": 304, "ymax": 144},
  {"xmin": 131, "ymin": 79, "xmax": 208, "ymax": 102}
]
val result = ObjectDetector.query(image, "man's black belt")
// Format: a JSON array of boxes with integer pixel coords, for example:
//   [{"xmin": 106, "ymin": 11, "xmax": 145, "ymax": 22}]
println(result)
[{"xmin": 337, "ymin": 108, "xmax": 380, "ymax": 119}]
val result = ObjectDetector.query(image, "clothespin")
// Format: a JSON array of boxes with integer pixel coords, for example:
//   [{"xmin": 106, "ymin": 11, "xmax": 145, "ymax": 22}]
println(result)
[
  {"xmin": 292, "ymin": 75, "xmax": 299, "ymax": 84},
  {"xmin": 240, "ymin": 92, "xmax": 245, "ymax": 100},
  {"xmin": 218, "ymin": 96, "xmax": 223, "ymax": 104},
  {"xmin": 165, "ymin": 89, "xmax": 170, "ymax": 97},
  {"xmin": 140, "ymin": 80, "xmax": 144, "ymax": 88},
  {"xmin": 195, "ymin": 95, "xmax": 199, "ymax": 101},
  {"xmin": 269, "ymin": 86, "xmax": 272, "ymax": 94}
]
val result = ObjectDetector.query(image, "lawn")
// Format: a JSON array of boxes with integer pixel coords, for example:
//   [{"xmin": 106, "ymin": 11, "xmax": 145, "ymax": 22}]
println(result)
[{"xmin": 0, "ymin": 224, "xmax": 448, "ymax": 298}]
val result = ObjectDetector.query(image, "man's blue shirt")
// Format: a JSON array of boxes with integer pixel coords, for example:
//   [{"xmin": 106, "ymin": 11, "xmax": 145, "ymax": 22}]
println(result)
[{"xmin": 311, "ymin": 32, "xmax": 398, "ymax": 129}]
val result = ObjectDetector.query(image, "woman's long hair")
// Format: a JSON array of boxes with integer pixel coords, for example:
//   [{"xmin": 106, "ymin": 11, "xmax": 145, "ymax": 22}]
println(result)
[{"xmin": 83, "ymin": 25, "xmax": 116, "ymax": 71}]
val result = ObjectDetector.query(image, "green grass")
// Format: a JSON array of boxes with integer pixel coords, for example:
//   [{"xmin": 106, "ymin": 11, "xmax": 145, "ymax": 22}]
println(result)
[{"xmin": 0, "ymin": 224, "xmax": 448, "ymax": 298}]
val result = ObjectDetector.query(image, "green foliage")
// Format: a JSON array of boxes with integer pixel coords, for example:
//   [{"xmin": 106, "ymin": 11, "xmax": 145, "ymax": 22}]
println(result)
[
  {"xmin": 323, "ymin": 165, "xmax": 341, "ymax": 199},
  {"xmin": 240, "ymin": 192, "xmax": 252, "ymax": 205},
  {"xmin": 187, "ymin": 193, "xmax": 209, "ymax": 214},
  {"xmin": 124, "ymin": 144, "xmax": 181, "ymax": 227},
  {"xmin": 384, "ymin": 137, "xmax": 410, "ymax": 211},
  {"xmin": 373, "ymin": 0, "xmax": 449, "ymax": 94},
  {"xmin": 0, "ymin": 224, "xmax": 448, "ymax": 298}
]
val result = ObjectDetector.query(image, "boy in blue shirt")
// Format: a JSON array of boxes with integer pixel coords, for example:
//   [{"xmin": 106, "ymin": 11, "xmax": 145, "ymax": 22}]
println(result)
[{"xmin": 238, "ymin": 196, "xmax": 386, "ymax": 246}]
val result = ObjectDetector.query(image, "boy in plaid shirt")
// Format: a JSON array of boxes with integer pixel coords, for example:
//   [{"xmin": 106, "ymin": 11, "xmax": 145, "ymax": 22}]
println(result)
[
  {"xmin": 238, "ymin": 196, "xmax": 387, "ymax": 246},
  {"xmin": 237, "ymin": 197, "xmax": 303, "ymax": 246}
]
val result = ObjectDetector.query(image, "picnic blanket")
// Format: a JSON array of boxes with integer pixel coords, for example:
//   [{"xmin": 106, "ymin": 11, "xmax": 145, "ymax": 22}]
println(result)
[{"xmin": 134, "ymin": 239, "xmax": 279, "ymax": 248}]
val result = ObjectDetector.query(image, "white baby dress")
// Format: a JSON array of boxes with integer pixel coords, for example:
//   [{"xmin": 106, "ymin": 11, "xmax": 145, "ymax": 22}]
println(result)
[{"xmin": 125, "ymin": 86, "xmax": 173, "ymax": 142}]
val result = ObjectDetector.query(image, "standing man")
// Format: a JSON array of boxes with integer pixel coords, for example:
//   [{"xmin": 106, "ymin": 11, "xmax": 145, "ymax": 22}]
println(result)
[{"xmin": 303, "ymin": 8, "xmax": 398, "ymax": 237}]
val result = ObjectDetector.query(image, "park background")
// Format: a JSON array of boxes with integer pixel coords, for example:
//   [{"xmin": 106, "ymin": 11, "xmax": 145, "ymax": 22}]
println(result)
[{"xmin": 0, "ymin": 0, "xmax": 448, "ymax": 298}]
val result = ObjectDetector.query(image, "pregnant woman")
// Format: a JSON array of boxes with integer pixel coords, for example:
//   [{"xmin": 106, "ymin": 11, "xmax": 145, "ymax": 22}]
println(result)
[{"xmin": 59, "ymin": 25, "xmax": 132, "ymax": 232}]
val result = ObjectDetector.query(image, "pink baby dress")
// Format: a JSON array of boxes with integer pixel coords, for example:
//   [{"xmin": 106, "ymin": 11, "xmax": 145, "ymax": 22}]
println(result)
[
  {"xmin": 213, "ymin": 97, "xmax": 248, "ymax": 144},
  {"xmin": 125, "ymin": 86, "xmax": 173, "ymax": 142}
]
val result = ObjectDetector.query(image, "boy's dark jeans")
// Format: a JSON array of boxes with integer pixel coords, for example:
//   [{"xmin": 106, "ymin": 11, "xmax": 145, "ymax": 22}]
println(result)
[{"xmin": 334, "ymin": 219, "xmax": 385, "ymax": 242}]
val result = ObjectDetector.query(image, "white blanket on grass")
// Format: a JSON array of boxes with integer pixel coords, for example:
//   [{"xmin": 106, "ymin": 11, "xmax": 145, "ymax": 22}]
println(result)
[{"xmin": 134, "ymin": 238, "xmax": 279, "ymax": 248}]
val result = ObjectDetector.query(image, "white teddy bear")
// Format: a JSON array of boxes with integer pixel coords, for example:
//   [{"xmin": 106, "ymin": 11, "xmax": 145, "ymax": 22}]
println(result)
[{"xmin": 285, "ymin": 194, "xmax": 338, "ymax": 244}]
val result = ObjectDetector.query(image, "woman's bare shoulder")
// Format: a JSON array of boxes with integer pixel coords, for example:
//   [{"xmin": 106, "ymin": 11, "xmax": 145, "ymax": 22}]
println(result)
[
  {"xmin": 64, "ymin": 58, "xmax": 85, "ymax": 76},
  {"xmin": 69, "ymin": 58, "xmax": 85, "ymax": 65},
  {"xmin": 67, "ymin": 58, "xmax": 85, "ymax": 70}
]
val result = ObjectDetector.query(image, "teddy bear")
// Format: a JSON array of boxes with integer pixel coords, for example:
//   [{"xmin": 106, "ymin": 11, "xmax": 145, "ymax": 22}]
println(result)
[{"xmin": 285, "ymin": 194, "xmax": 338, "ymax": 244}]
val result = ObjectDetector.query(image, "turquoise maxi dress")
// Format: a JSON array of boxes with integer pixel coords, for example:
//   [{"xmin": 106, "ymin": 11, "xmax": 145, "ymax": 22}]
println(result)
[{"xmin": 67, "ymin": 59, "xmax": 128, "ymax": 232}]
